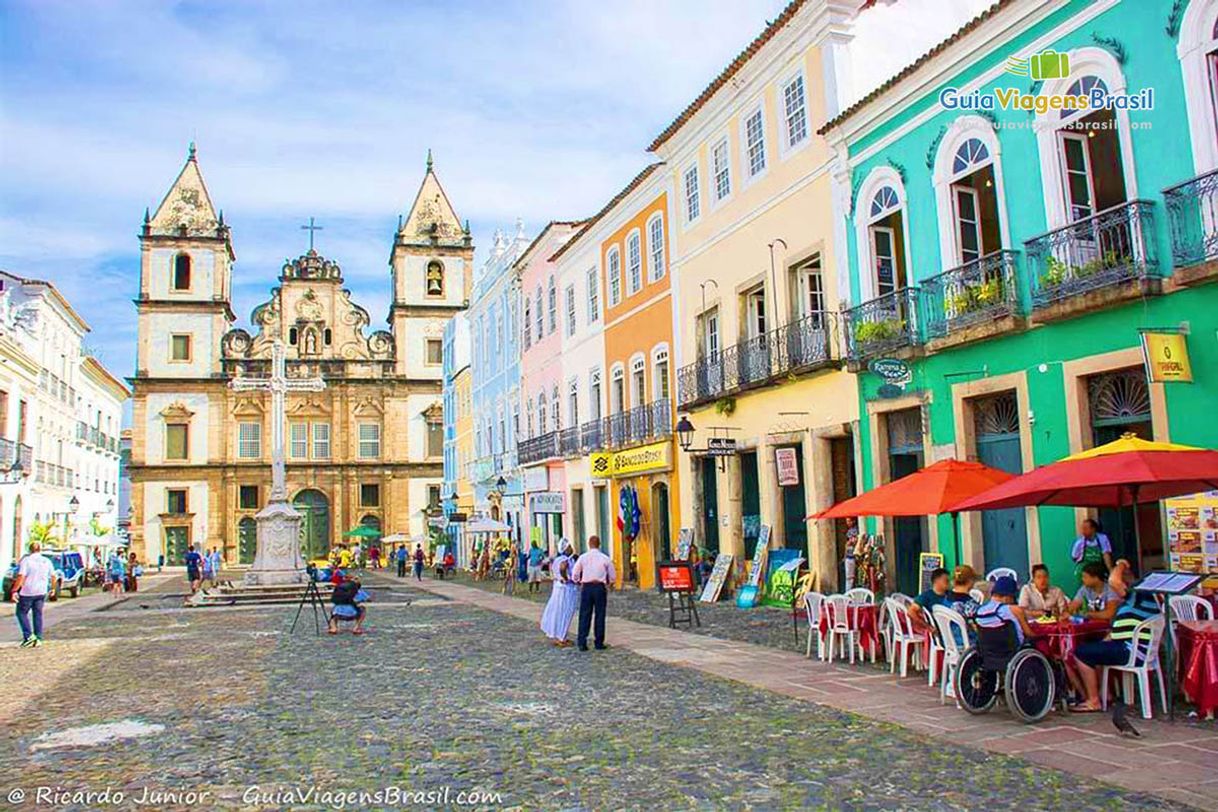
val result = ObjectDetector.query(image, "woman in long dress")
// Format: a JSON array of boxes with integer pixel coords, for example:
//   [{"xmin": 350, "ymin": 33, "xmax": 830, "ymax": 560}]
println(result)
[{"xmin": 540, "ymin": 540, "xmax": 579, "ymax": 647}]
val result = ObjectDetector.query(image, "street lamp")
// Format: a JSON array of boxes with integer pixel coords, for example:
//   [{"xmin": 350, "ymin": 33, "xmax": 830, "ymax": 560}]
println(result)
[
  {"xmin": 676, "ymin": 415, "xmax": 695, "ymax": 452},
  {"xmin": 496, "ymin": 476, "xmax": 507, "ymax": 493},
  {"xmin": 69, "ymin": 495, "xmax": 79, "ymax": 513}
]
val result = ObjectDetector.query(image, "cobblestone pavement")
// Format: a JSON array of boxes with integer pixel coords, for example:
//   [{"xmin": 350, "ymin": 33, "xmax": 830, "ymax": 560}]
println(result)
[{"xmin": 0, "ymin": 579, "xmax": 1190, "ymax": 811}]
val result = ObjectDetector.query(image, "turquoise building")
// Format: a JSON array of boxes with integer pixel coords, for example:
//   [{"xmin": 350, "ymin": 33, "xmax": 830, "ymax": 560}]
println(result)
[{"xmin": 823, "ymin": 0, "xmax": 1218, "ymax": 594}]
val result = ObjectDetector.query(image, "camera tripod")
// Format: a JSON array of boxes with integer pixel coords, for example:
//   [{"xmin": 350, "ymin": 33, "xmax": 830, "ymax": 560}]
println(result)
[{"xmin": 290, "ymin": 566, "xmax": 327, "ymax": 635}]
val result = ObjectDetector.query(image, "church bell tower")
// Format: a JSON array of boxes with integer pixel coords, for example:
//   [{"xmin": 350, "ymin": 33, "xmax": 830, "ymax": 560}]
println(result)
[{"xmin": 388, "ymin": 151, "xmax": 473, "ymax": 379}]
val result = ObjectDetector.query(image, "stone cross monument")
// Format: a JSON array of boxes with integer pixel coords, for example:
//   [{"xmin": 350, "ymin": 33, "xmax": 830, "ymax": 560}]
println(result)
[{"xmin": 229, "ymin": 340, "xmax": 326, "ymax": 585}]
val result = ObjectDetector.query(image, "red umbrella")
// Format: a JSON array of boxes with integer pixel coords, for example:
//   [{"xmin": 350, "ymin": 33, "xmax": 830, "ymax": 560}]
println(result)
[
  {"xmin": 952, "ymin": 436, "xmax": 1218, "ymax": 512},
  {"xmin": 809, "ymin": 459, "xmax": 1015, "ymax": 519}
]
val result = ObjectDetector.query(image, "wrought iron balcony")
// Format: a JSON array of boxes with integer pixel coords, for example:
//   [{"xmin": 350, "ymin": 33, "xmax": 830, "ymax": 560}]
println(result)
[
  {"xmin": 559, "ymin": 426, "xmax": 581, "ymax": 457},
  {"xmin": 1164, "ymin": 168, "xmax": 1218, "ymax": 268},
  {"xmin": 843, "ymin": 287, "xmax": 920, "ymax": 363},
  {"xmin": 518, "ymin": 432, "xmax": 559, "ymax": 466},
  {"xmin": 606, "ymin": 400, "xmax": 672, "ymax": 449},
  {"xmin": 922, "ymin": 250, "xmax": 1021, "ymax": 340},
  {"xmin": 580, "ymin": 418, "xmax": 605, "ymax": 452},
  {"xmin": 0, "ymin": 439, "xmax": 31, "ymax": 476},
  {"xmin": 676, "ymin": 313, "xmax": 838, "ymax": 408},
  {"xmin": 1025, "ymin": 200, "xmax": 1160, "ymax": 310}
]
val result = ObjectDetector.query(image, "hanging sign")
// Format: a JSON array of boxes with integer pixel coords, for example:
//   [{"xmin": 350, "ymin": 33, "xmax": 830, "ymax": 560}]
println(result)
[
  {"xmin": 707, "ymin": 437, "xmax": 737, "ymax": 457},
  {"xmin": 775, "ymin": 447, "xmax": 800, "ymax": 486},
  {"xmin": 1140, "ymin": 331, "xmax": 1193, "ymax": 383}
]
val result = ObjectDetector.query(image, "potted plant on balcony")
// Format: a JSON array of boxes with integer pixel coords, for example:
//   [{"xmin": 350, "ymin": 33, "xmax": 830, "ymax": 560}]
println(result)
[
  {"xmin": 945, "ymin": 277, "xmax": 1002, "ymax": 321},
  {"xmin": 854, "ymin": 318, "xmax": 906, "ymax": 348}
]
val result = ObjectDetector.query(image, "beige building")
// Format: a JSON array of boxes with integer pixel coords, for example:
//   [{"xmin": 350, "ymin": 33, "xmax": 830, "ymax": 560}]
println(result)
[{"xmin": 129, "ymin": 146, "xmax": 472, "ymax": 564}]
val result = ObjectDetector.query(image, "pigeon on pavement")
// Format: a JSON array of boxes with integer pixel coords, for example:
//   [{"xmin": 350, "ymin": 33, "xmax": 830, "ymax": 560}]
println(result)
[{"xmin": 1111, "ymin": 699, "xmax": 1141, "ymax": 738}]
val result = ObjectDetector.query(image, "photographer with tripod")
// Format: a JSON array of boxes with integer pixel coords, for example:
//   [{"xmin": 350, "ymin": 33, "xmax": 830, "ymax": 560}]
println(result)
[{"xmin": 328, "ymin": 575, "xmax": 369, "ymax": 635}]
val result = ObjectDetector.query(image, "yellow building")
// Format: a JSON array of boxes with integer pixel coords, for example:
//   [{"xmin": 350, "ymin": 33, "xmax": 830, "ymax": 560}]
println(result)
[
  {"xmin": 452, "ymin": 363, "xmax": 474, "ymax": 516},
  {"xmin": 650, "ymin": 2, "xmax": 861, "ymax": 590}
]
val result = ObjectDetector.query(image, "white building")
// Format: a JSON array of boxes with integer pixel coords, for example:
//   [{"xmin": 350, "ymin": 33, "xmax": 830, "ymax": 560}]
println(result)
[{"xmin": 0, "ymin": 272, "xmax": 128, "ymax": 572}]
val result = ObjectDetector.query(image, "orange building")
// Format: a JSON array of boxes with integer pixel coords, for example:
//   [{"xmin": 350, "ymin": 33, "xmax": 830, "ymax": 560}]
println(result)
[{"xmin": 596, "ymin": 172, "xmax": 679, "ymax": 589}]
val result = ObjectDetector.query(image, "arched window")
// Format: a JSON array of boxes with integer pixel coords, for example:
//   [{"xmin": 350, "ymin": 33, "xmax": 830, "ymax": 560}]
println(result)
[
  {"xmin": 323, "ymin": 328, "xmax": 332, "ymax": 345},
  {"xmin": 550, "ymin": 384, "xmax": 560, "ymax": 430},
  {"xmin": 607, "ymin": 247, "xmax": 622, "ymax": 306},
  {"xmin": 952, "ymin": 138, "xmax": 990, "ymax": 174},
  {"xmin": 934, "ymin": 121, "xmax": 1006, "ymax": 267},
  {"xmin": 425, "ymin": 260, "xmax": 445, "ymax": 296},
  {"xmin": 172, "ymin": 253, "xmax": 191, "ymax": 291},
  {"xmin": 534, "ymin": 285, "xmax": 544, "ymax": 338},
  {"xmin": 647, "ymin": 214, "xmax": 665, "ymax": 281},
  {"xmin": 288, "ymin": 327, "xmax": 299, "ymax": 346},
  {"xmin": 626, "ymin": 231, "xmax": 642, "ymax": 295},
  {"xmin": 866, "ymin": 184, "xmax": 906, "ymax": 296},
  {"xmin": 537, "ymin": 391, "xmax": 548, "ymax": 435},
  {"xmin": 651, "ymin": 346, "xmax": 670, "ymax": 402},
  {"xmin": 1177, "ymin": 0, "xmax": 1218, "ymax": 173},
  {"xmin": 869, "ymin": 186, "xmax": 900, "ymax": 220},
  {"xmin": 630, "ymin": 356, "xmax": 646, "ymax": 408},
  {"xmin": 610, "ymin": 365, "xmax": 625, "ymax": 414}
]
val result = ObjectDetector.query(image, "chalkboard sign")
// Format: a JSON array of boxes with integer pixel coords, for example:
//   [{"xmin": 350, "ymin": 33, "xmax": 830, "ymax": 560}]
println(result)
[
  {"xmin": 675, "ymin": 528, "xmax": 694, "ymax": 561},
  {"xmin": 919, "ymin": 552, "xmax": 944, "ymax": 594},
  {"xmin": 699, "ymin": 553, "xmax": 735, "ymax": 603}
]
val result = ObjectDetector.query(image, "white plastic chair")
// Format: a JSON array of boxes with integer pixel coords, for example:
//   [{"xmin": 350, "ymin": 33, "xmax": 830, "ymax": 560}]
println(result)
[
  {"xmin": 845, "ymin": 587, "xmax": 875, "ymax": 605},
  {"xmin": 803, "ymin": 591, "xmax": 826, "ymax": 660},
  {"xmin": 885, "ymin": 598, "xmax": 923, "ymax": 678},
  {"xmin": 986, "ymin": 567, "xmax": 1018, "ymax": 583},
  {"xmin": 968, "ymin": 588, "xmax": 985, "ymax": 604},
  {"xmin": 1167, "ymin": 594, "xmax": 1213, "ymax": 650},
  {"xmin": 1100, "ymin": 615, "xmax": 1167, "ymax": 720},
  {"xmin": 931, "ymin": 605, "xmax": 970, "ymax": 706},
  {"xmin": 824, "ymin": 594, "xmax": 858, "ymax": 664}
]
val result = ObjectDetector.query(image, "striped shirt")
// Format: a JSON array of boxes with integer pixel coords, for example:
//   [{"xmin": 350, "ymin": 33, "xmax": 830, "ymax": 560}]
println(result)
[{"xmin": 1109, "ymin": 589, "xmax": 1160, "ymax": 643}]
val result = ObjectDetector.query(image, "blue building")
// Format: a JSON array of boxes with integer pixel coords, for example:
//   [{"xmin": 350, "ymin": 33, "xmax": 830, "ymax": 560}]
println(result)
[
  {"xmin": 441, "ymin": 310, "xmax": 470, "ymax": 562},
  {"xmin": 468, "ymin": 222, "xmax": 532, "ymax": 546}
]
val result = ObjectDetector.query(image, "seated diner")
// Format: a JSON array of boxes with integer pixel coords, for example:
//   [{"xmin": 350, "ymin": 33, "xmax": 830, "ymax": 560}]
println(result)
[
  {"xmin": 1065, "ymin": 562, "xmax": 1120, "ymax": 621},
  {"xmin": 908, "ymin": 567, "xmax": 950, "ymax": 630},
  {"xmin": 974, "ymin": 575, "xmax": 1036, "ymax": 647},
  {"xmin": 1018, "ymin": 564, "xmax": 1069, "ymax": 618}
]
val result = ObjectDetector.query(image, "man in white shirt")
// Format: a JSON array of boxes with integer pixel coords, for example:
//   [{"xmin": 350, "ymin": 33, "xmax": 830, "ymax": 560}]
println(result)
[
  {"xmin": 11, "ymin": 541, "xmax": 54, "ymax": 648},
  {"xmin": 571, "ymin": 535, "xmax": 616, "ymax": 651}
]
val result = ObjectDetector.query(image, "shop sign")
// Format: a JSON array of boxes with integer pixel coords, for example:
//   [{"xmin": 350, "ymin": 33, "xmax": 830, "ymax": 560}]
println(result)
[
  {"xmin": 1140, "ymin": 330, "xmax": 1193, "ymax": 383},
  {"xmin": 448, "ymin": 513, "xmax": 467, "ymax": 523},
  {"xmin": 706, "ymin": 437, "xmax": 737, "ymax": 457},
  {"xmin": 775, "ymin": 447, "xmax": 800, "ymax": 486},
  {"xmin": 530, "ymin": 491, "xmax": 565, "ymax": 514},
  {"xmin": 593, "ymin": 441, "xmax": 673, "ymax": 478},
  {"xmin": 869, "ymin": 357, "xmax": 912, "ymax": 399},
  {"xmin": 522, "ymin": 467, "xmax": 550, "ymax": 492}
]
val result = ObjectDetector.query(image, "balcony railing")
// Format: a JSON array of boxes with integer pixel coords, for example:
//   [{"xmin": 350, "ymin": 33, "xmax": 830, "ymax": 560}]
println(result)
[
  {"xmin": 0, "ymin": 439, "xmax": 32, "ymax": 475},
  {"xmin": 1164, "ymin": 169, "xmax": 1218, "ymax": 268},
  {"xmin": 559, "ymin": 426, "xmax": 581, "ymax": 457},
  {"xmin": 580, "ymin": 418, "xmax": 605, "ymax": 452},
  {"xmin": 1025, "ymin": 200, "xmax": 1160, "ymax": 310},
  {"xmin": 843, "ymin": 287, "xmax": 920, "ymax": 363},
  {"xmin": 605, "ymin": 400, "xmax": 672, "ymax": 450},
  {"xmin": 518, "ymin": 432, "xmax": 559, "ymax": 466},
  {"xmin": 676, "ymin": 312, "xmax": 838, "ymax": 408},
  {"xmin": 921, "ymin": 250, "xmax": 1021, "ymax": 340}
]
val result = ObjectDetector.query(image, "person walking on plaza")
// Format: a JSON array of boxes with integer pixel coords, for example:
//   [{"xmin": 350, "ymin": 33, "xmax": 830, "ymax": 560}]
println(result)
[
  {"xmin": 396, "ymin": 544, "xmax": 408, "ymax": 578},
  {"xmin": 201, "ymin": 547, "xmax": 215, "ymax": 586},
  {"xmin": 412, "ymin": 544, "xmax": 425, "ymax": 581},
  {"xmin": 11, "ymin": 541, "xmax": 53, "ymax": 647},
  {"xmin": 502, "ymin": 545, "xmax": 518, "ymax": 595},
  {"xmin": 208, "ymin": 547, "xmax": 222, "ymax": 586},
  {"xmin": 540, "ymin": 540, "xmax": 579, "ymax": 646},
  {"xmin": 184, "ymin": 544, "xmax": 203, "ymax": 593},
  {"xmin": 526, "ymin": 541, "xmax": 545, "ymax": 595},
  {"xmin": 106, "ymin": 550, "xmax": 125, "ymax": 594},
  {"xmin": 125, "ymin": 552, "xmax": 140, "ymax": 592},
  {"xmin": 571, "ymin": 535, "xmax": 615, "ymax": 651}
]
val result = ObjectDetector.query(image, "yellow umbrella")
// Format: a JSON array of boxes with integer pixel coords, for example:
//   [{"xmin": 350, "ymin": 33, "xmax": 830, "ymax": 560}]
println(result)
[{"xmin": 1063, "ymin": 435, "xmax": 1201, "ymax": 461}]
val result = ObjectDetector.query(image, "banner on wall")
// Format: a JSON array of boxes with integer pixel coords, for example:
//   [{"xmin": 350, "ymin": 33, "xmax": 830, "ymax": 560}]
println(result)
[
  {"xmin": 1164, "ymin": 491, "xmax": 1218, "ymax": 588},
  {"xmin": 775, "ymin": 447, "xmax": 800, "ymax": 487}
]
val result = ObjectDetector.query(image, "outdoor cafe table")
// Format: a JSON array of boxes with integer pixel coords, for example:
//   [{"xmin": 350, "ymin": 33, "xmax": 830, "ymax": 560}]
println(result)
[
  {"xmin": 818, "ymin": 602, "xmax": 881, "ymax": 659},
  {"xmin": 1026, "ymin": 618, "xmax": 1109, "ymax": 661},
  {"xmin": 1178, "ymin": 619, "xmax": 1218, "ymax": 719}
]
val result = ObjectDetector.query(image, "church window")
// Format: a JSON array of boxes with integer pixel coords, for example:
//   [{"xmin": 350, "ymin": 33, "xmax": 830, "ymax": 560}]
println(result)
[
  {"xmin": 166, "ymin": 489, "xmax": 188, "ymax": 514},
  {"xmin": 312, "ymin": 422, "xmax": 331, "ymax": 458},
  {"xmin": 426, "ymin": 260, "xmax": 445, "ymax": 297},
  {"xmin": 358, "ymin": 422, "xmax": 381, "ymax": 458},
  {"xmin": 289, "ymin": 327, "xmax": 299, "ymax": 346},
  {"xmin": 427, "ymin": 417, "xmax": 443, "ymax": 458},
  {"xmin": 165, "ymin": 424, "xmax": 188, "ymax": 461},
  {"xmin": 238, "ymin": 485, "xmax": 259, "ymax": 510},
  {"xmin": 172, "ymin": 253, "xmax": 191, "ymax": 291},
  {"xmin": 425, "ymin": 339, "xmax": 443, "ymax": 365},
  {"xmin": 289, "ymin": 422, "xmax": 308, "ymax": 458},
  {"xmin": 324, "ymin": 328, "xmax": 332, "ymax": 346},
  {"xmin": 170, "ymin": 334, "xmax": 191, "ymax": 362},
  {"xmin": 360, "ymin": 483, "xmax": 381, "ymax": 507},
  {"xmin": 237, "ymin": 421, "xmax": 261, "ymax": 459}
]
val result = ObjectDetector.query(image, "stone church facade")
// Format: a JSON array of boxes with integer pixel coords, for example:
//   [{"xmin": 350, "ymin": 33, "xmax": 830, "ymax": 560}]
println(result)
[{"xmin": 129, "ymin": 146, "xmax": 472, "ymax": 564}]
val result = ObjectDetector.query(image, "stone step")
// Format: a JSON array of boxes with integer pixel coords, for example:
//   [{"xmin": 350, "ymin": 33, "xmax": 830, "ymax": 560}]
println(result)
[{"xmin": 186, "ymin": 581, "xmax": 334, "ymax": 608}]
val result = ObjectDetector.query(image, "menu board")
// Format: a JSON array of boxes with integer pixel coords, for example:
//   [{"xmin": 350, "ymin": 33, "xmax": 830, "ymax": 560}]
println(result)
[
  {"xmin": 919, "ymin": 552, "xmax": 944, "ymax": 594},
  {"xmin": 1164, "ymin": 491, "xmax": 1218, "ymax": 589},
  {"xmin": 699, "ymin": 553, "xmax": 735, "ymax": 603}
]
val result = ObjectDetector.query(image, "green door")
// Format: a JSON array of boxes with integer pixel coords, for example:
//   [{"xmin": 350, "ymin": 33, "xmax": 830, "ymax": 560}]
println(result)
[
  {"xmin": 779, "ymin": 445, "xmax": 808, "ymax": 551},
  {"xmin": 974, "ymin": 393, "xmax": 1028, "ymax": 578},
  {"xmin": 238, "ymin": 518, "xmax": 257, "ymax": 564},
  {"xmin": 293, "ymin": 489, "xmax": 331, "ymax": 561},
  {"xmin": 701, "ymin": 457, "xmax": 720, "ymax": 555},
  {"xmin": 164, "ymin": 526, "xmax": 189, "ymax": 565},
  {"xmin": 888, "ymin": 408, "xmax": 926, "ymax": 595},
  {"xmin": 740, "ymin": 451, "xmax": 760, "ymax": 558},
  {"xmin": 653, "ymin": 483, "xmax": 671, "ymax": 561}
]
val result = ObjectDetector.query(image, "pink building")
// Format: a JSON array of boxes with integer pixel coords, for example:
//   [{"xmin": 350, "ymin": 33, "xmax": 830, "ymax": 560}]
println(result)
[{"xmin": 515, "ymin": 221, "xmax": 583, "ymax": 553}]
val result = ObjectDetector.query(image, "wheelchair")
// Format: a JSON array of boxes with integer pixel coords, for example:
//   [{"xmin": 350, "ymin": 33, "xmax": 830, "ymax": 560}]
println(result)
[{"xmin": 955, "ymin": 623, "xmax": 1066, "ymax": 724}]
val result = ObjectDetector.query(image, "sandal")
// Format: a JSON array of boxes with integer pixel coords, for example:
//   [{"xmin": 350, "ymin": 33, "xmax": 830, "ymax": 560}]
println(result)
[{"xmin": 1069, "ymin": 704, "xmax": 1102, "ymax": 713}]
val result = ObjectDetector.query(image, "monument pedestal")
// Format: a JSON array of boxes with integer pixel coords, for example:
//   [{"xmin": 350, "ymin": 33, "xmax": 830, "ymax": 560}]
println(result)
[{"xmin": 243, "ymin": 500, "xmax": 307, "ymax": 586}]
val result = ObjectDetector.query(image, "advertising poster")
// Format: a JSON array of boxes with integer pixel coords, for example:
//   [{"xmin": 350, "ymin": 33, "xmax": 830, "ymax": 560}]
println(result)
[
  {"xmin": 699, "ymin": 553, "xmax": 735, "ymax": 603},
  {"xmin": 1165, "ymin": 491, "xmax": 1218, "ymax": 588}
]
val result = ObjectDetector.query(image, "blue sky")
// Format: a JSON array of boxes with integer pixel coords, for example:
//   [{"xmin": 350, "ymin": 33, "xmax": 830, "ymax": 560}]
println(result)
[{"xmin": 0, "ymin": 0, "xmax": 792, "ymax": 382}]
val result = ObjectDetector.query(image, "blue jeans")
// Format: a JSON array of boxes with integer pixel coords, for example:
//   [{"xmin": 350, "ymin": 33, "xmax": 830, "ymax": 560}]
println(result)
[{"xmin": 16, "ymin": 594, "xmax": 45, "ymax": 641}]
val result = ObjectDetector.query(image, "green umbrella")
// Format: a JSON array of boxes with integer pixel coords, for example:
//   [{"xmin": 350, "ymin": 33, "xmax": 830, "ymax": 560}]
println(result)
[{"xmin": 343, "ymin": 526, "xmax": 381, "ymax": 539}]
